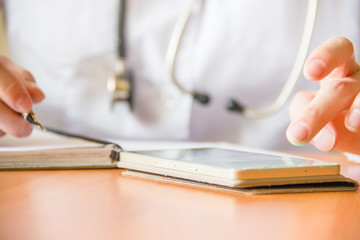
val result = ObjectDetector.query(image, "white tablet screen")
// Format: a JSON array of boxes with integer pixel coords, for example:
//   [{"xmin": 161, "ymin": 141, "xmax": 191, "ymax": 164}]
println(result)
[{"xmin": 136, "ymin": 148, "xmax": 331, "ymax": 170}]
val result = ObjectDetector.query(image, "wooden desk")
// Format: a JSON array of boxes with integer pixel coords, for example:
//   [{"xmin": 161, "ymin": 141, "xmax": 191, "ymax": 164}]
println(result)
[{"xmin": 0, "ymin": 152, "xmax": 359, "ymax": 240}]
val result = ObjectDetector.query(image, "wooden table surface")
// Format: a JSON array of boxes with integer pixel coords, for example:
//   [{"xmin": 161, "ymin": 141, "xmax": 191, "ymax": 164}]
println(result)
[{"xmin": 0, "ymin": 151, "xmax": 359, "ymax": 240}]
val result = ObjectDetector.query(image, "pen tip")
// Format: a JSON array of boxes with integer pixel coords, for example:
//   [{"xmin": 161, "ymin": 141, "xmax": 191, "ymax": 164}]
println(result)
[{"xmin": 24, "ymin": 111, "xmax": 46, "ymax": 131}]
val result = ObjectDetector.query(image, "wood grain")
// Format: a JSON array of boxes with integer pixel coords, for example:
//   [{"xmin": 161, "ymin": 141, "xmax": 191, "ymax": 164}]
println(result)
[{"xmin": 0, "ymin": 152, "xmax": 359, "ymax": 240}]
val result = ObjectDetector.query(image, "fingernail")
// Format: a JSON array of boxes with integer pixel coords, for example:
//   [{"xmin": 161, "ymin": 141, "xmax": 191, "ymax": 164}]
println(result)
[
  {"xmin": 287, "ymin": 121, "xmax": 310, "ymax": 146},
  {"xmin": 18, "ymin": 123, "xmax": 33, "ymax": 137},
  {"xmin": 25, "ymin": 73, "xmax": 36, "ymax": 83},
  {"xmin": 306, "ymin": 60, "xmax": 324, "ymax": 79},
  {"xmin": 311, "ymin": 126, "xmax": 336, "ymax": 152},
  {"xmin": 27, "ymin": 81, "xmax": 37, "ymax": 87},
  {"xmin": 346, "ymin": 108, "xmax": 360, "ymax": 131},
  {"xmin": 16, "ymin": 95, "xmax": 32, "ymax": 113}
]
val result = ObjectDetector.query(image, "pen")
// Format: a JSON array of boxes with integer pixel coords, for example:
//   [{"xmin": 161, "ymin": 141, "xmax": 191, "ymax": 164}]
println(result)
[{"xmin": 24, "ymin": 110, "xmax": 46, "ymax": 131}]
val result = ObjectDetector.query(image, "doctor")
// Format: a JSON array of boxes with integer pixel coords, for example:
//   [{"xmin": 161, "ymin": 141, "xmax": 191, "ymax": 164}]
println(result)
[{"xmin": 0, "ymin": 0, "xmax": 359, "ymax": 156}]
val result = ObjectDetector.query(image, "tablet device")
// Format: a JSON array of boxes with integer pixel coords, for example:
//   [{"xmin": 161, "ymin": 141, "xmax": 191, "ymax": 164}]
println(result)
[{"xmin": 118, "ymin": 148, "xmax": 340, "ymax": 188}]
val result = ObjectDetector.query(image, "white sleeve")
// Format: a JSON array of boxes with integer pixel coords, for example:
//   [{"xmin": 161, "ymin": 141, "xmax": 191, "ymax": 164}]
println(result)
[{"xmin": 343, "ymin": 152, "xmax": 360, "ymax": 164}]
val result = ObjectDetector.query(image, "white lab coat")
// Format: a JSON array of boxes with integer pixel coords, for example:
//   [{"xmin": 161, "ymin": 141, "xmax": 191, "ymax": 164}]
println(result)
[{"xmin": 4, "ymin": 0, "xmax": 360, "ymax": 151}]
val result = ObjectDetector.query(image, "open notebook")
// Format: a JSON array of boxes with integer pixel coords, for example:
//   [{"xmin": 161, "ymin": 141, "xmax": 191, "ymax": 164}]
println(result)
[{"xmin": 0, "ymin": 129, "xmax": 358, "ymax": 194}]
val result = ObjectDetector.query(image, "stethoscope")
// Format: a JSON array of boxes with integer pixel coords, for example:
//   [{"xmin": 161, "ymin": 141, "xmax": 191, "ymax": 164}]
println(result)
[
  {"xmin": 108, "ymin": 0, "xmax": 318, "ymax": 118},
  {"xmin": 107, "ymin": 0, "xmax": 134, "ymax": 110}
]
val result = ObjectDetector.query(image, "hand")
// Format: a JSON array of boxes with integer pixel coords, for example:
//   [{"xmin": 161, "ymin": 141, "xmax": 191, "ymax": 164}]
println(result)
[
  {"xmin": 286, "ymin": 36, "xmax": 360, "ymax": 155},
  {"xmin": 0, "ymin": 56, "xmax": 45, "ymax": 137}
]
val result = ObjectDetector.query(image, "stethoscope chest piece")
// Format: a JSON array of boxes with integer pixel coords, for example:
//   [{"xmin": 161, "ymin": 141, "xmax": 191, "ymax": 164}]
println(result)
[{"xmin": 107, "ymin": 57, "xmax": 134, "ymax": 110}]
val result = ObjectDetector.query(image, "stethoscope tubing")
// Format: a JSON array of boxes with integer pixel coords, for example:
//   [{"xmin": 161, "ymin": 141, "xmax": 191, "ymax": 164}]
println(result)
[{"xmin": 166, "ymin": 0, "xmax": 318, "ymax": 118}]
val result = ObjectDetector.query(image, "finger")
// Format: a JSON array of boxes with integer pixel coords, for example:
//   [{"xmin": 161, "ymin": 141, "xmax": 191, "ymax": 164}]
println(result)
[
  {"xmin": 0, "ymin": 130, "xmax": 5, "ymax": 137},
  {"xmin": 23, "ymin": 81, "xmax": 45, "ymax": 104},
  {"xmin": 287, "ymin": 91, "xmax": 315, "ymax": 146},
  {"xmin": 0, "ymin": 63, "xmax": 32, "ymax": 113},
  {"xmin": 321, "ymin": 112, "xmax": 360, "ymax": 155},
  {"xmin": 288, "ymin": 91, "xmax": 359, "ymax": 152},
  {"xmin": 345, "ymin": 92, "xmax": 360, "ymax": 132},
  {"xmin": 0, "ymin": 56, "xmax": 45, "ymax": 103},
  {"xmin": 287, "ymin": 72, "xmax": 360, "ymax": 146},
  {"xmin": 288, "ymin": 91, "xmax": 337, "ymax": 151},
  {"xmin": 0, "ymin": 100, "xmax": 33, "ymax": 137},
  {"xmin": 310, "ymin": 122, "xmax": 337, "ymax": 152},
  {"xmin": 0, "ymin": 56, "xmax": 36, "ymax": 83},
  {"xmin": 304, "ymin": 37, "xmax": 360, "ymax": 81},
  {"xmin": 289, "ymin": 91, "xmax": 316, "ymax": 120}
]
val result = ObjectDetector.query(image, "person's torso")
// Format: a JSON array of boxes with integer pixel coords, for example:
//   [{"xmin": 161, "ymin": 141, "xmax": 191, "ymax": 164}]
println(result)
[{"xmin": 5, "ymin": 0, "xmax": 360, "ymax": 150}]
